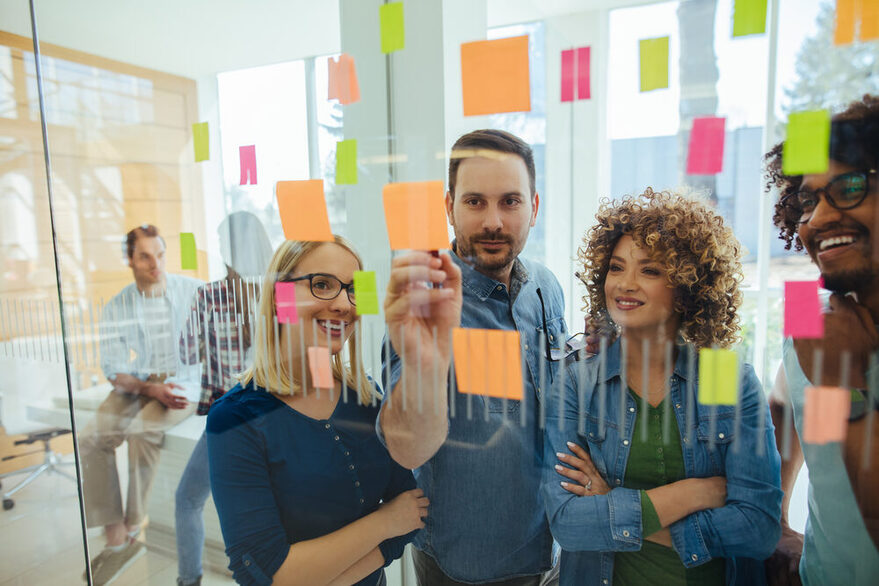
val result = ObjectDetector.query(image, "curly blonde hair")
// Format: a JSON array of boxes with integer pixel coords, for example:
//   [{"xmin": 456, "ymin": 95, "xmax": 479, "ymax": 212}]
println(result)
[{"xmin": 579, "ymin": 188, "xmax": 743, "ymax": 349}]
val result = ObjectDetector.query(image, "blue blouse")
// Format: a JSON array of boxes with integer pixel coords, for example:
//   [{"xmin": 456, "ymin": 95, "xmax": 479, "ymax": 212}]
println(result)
[{"xmin": 207, "ymin": 381, "xmax": 417, "ymax": 586}]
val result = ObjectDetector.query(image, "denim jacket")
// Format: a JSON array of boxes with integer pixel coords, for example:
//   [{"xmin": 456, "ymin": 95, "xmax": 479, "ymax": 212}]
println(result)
[
  {"xmin": 542, "ymin": 339, "xmax": 782, "ymax": 586},
  {"xmin": 378, "ymin": 249, "xmax": 567, "ymax": 582}
]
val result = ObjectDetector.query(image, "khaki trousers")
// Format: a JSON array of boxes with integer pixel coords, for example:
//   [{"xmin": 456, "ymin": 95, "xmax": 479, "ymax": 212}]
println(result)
[{"xmin": 80, "ymin": 387, "xmax": 194, "ymax": 528}]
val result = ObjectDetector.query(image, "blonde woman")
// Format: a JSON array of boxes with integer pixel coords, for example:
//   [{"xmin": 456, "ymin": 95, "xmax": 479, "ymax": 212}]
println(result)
[{"xmin": 207, "ymin": 238, "xmax": 427, "ymax": 586}]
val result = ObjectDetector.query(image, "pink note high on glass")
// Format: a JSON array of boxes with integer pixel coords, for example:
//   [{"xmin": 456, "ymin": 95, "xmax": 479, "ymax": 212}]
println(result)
[
  {"xmin": 239, "ymin": 145, "xmax": 257, "ymax": 185},
  {"xmin": 784, "ymin": 280, "xmax": 823, "ymax": 338},
  {"xmin": 275, "ymin": 282, "xmax": 298, "ymax": 324},
  {"xmin": 577, "ymin": 46, "xmax": 591, "ymax": 100},
  {"xmin": 686, "ymin": 117, "xmax": 725, "ymax": 175},
  {"xmin": 560, "ymin": 49, "xmax": 575, "ymax": 102}
]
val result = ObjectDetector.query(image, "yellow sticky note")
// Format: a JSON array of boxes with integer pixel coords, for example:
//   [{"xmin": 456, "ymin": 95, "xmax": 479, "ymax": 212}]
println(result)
[
  {"xmin": 353, "ymin": 271, "xmax": 379, "ymax": 315},
  {"xmin": 276, "ymin": 180, "xmax": 334, "ymax": 242},
  {"xmin": 179, "ymin": 232, "xmax": 197, "ymax": 270},
  {"xmin": 732, "ymin": 0, "xmax": 768, "ymax": 37},
  {"xmin": 639, "ymin": 36, "xmax": 669, "ymax": 92},
  {"xmin": 453, "ymin": 328, "xmax": 524, "ymax": 401},
  {"xmin": 192, "ymin": 122, "xmax": 209, "ymax": 162},
  {"xmin": 835, "ymin": 0, "xmax": 856, "ymax": 45},
  {"xmin": 698, "ymin": 348, "xmax": 739, "ymax": 405},
  {"xmin": 782, "ymin": 110, "xmax": 831, "ymax": 175},
  {"xmin": 460, "ymin": 35, "xmax": 531, "ymax": 116},
  {"xmin": 336, "ymin": 139, "xmax": 358, "ymax": 185},
  {"xmin": 380, "ymin": 2, "xmax": 405, "ymax": 54},
  {"xmin": 382, "ymin": 181, "xmax": 450, "ymax": 251}
]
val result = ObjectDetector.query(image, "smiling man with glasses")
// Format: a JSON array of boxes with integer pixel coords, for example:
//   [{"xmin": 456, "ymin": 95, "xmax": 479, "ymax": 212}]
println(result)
[{"xmin": 764, "ymin": 96, "xmax": 879, "ymax": 585}]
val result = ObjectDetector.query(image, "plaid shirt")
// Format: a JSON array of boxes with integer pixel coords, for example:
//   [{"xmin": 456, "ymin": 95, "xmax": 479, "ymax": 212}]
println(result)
[{"xmin": 180, "ymin": 280, "xmax": 255, "ymax": 415}]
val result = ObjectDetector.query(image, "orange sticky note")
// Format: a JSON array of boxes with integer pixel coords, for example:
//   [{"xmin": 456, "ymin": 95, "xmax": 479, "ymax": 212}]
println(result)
[
  {"xmin": 307, "ymin": 346, "xmax": 334, "ymax": 390},
  {"xmin": 461, "ymin": 35, "xmax": 531, "ymax": 116},
  {"xmin": 452, "ymin": 328, "xmax": 524, "ymax": 401},
  {"xmin": 276, "ymin": 180, "xmax": 334, "ymax": 242},
  {"xmin": 328, "ymin": 53, "xmax": 361, "ymax": 105},
  {"xmin": 382, "ymin": 181, "xmax": 450, "ymax": 251},
  {"xmin": 835, "ymin": 0, "xmax": 856, "ymax": 45},
  {"xmin": 860, "ymin": 0, "xmax": 879, "ymax": 41},
  {"xmin": 803, "ymin": 386, "xmax": 851, "ymax": 444}
]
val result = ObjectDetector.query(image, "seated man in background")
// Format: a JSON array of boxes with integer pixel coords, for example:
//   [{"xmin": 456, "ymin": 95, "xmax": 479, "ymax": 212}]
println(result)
[
  {"xmin": 764, "ymin": 95, "xmax": 879, "ymax": 585},
  {"xmin": 80, "ymin": 224, "xmax": 203, "ymax": 585}
]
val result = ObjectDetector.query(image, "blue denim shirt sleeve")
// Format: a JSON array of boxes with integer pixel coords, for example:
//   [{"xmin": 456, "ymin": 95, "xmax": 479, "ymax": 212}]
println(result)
[
  {"xmin": 668, "ymin": 365, "xmax": 783, "ymax": 567},
  {"xmin": 378, "ymin": 456, "xmax": 419, "ymax": 566},
  {"xmin": 541, "ymin": 366, "xmax": 643, "ymax": 552},
  {"xmin": 207, "ymin": 398, "xmax": 289, "ymax": 586}
]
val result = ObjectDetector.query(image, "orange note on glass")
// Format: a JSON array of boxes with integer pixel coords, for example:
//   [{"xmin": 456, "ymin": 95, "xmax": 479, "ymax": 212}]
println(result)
[
  {"xmin": 276, "ymin": 180, "xmax": 334, "ymax": 242},
  {"xmin": 460, "ymin": 35, "xmax": 531, "ymax": 116},
  {"xmin": 382, "ymin": 181, "xmax": 449, "ymax": 251},
  {"xmin": 452, "ymin": 328, "xmax": 524, "ymax": 401},
  {"xmin": 328, "ymin": 53, "xmax": 361, "ymax": 105},
  {"xmin": 803, "ymin": 386, "xmax": 851, "ymax": 444},
  {"xmin": 307, "ymin": 346, "xmax": 334, "ymax": 390}
]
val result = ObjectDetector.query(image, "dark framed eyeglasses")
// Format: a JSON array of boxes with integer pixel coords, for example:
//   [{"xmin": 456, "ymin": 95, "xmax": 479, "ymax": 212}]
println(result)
[
  {"xmin": 279, "ymin": 273, "xmax": 356, "ymax": 305},
  {"xmin": 781, "ymin": 170, "xmax": 876, "ymax": 224}
]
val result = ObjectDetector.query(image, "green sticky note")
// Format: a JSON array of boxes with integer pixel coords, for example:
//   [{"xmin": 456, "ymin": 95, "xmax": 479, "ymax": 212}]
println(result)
[
  {"xmin": 639, "ymin": 37, "xmax": 669, "ymax": 92},
  {"xmin": 353, "ymin": 270, "xmax": 380, "ymax": 315},
  {"xmin": 380, "ymin": 2, "xmax": 405, "ymax": 54},
  {"xmin": 180, "ymin": 232, "xmax": 198, "ymax": 270},
  {"xmin": 783, "ymin": 110, "xmax": 831, "ymax": 175},
  {"xmin": 336, "ymin": 139, "xmax": 358, "ymax": 185},
  {"xmin": 192, "ymin": 122, "xmax": 209, "ymax": 162},
  {"xmin": 698, "ymin": 348, "xmax": 739, "ymax": 405},
  {"xmin": 732, "ymin": 0, "xmax": 768, "ymax": 37}
]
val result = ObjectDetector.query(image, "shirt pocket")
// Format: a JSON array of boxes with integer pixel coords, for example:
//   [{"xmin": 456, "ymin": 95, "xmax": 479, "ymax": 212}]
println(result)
[
  {"xmin": 577, "ymin": 415, "xmax": 611, "ymax": 479},
  {"xmin": 535, "ymin": 316, "xmax": 566, "ymax": 361},
  {"xmin": 486, "ymin": 396, "xmax": 519, "ymax": 413},
  {"xmin": 695, "ymin": 408, "xmax": 736, "ymax": 475}
]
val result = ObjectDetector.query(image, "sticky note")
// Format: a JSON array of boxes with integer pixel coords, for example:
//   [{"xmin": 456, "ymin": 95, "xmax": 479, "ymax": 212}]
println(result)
[
  {"xmin": 698, "ymin": 348, "xmax": 739, "ymax": 405},
  {"xmin": 380, "ymin": 2, "xmax": 405, "ymax": 53},
  {"xmin": 835, "ymin": 0, "xmax": 856, "ymax": 45},
  {"xmin": 239, "ymin": 145, "xmax": 257, "ymax": 185},
  {"xmin": 179, "ymin": 232, "xmax": 197, "ymax": 270},
  {"xmin": 561, "ymin": 49, "xmax": 575, "ymax": 103},
  {"xmin": 276, "ymin": 180, "xmax": 334, "ymax": 242},
  {"xmin": 784, "ymin": 281, "xmax": 824, "ymax": 338},
  {"xmin": 328, "ymin": 53, "xmax": 361, "ymax": 105},
  {"xmin": 452, "ymin": 328, "xmax": 524, "ymax": 400},
  {"xmin": 639, "ymin": 36, "xmax": 669, "ymax": 92},
  {"xmin": 577, "ymin": 46, "xmax": 591, "ymax": 100},
  {"xmin": 308, "ymin": 346, "xmax": 334, "ymax": 389},
  {"xmin": 782, "ymin": 110, "xmax": 831, "ymax": 175},
  {"xmin": 686, "ymin": 117, "xmax": 726, "ymax": 175},
  {"xmin": 461, "ymin": 35, "xmax": 531, "ymax": 116},
  {"xmin": 862, "ymin": 0, "xmax": 879, "ymax": 41},
  {"xmin": 353, "ymin": 271, "xmax": 379, "ymax": 315},
  {"xmin": 336, "ymin": 139, "xmax": 358, "ymax": 185},
  {"xmin": 192, "ymin": 122, "xmax": 209, "ymax": 162},
  {"xmin": 803, "ymin": 386, "xmax": 851, "ymax": 444},
  {"xmin": 274, "ymin": 282, "xmax": 299, "ymax": 324},
  {"xmin": 732, "ymin": 0, "xmax": 768, "ymax": 37},
  {"xmin": 382, "ymin": 181, "xmax": 450, "ymax": 251}
]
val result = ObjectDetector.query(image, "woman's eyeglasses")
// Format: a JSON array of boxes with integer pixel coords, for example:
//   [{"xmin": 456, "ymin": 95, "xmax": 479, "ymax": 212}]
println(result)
[
  {"xmin": 279, "ymin": 273, "xmax": 356, "ymax": 305},
  {"xmin": 781, "ymin": 170, "xmax": 876, "ymax": 224}
]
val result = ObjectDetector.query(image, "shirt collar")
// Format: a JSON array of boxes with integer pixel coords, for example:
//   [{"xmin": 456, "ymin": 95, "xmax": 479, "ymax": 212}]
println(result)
[{"xmin": 450, "ymin": 240, "xmax": 528, "ymax": 302}]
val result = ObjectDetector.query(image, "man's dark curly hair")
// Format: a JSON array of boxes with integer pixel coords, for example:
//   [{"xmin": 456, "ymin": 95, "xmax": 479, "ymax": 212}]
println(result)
[{"xmin": 765, "ymin": 94, "xmax": 879, "ymax": 251}]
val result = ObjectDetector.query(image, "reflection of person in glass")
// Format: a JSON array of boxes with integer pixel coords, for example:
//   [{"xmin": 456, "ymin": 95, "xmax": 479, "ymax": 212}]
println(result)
[
  {"xmin": 81, "ymin": 224, "xmax": 203, "ymax": 585},
  {"xmin": 175, "ymin": 211, "xmax": 272, "ymax": 586},
  {"xmin": 542, "ymin": 190, "xmax": 782, "ymax": 586},
  {"xmin": 764, "ymin": 95, "xmax": 879, "ymax": 585},
  {"xmin": 207, "ymin": 238, "xmax": 426, "ymax": 586}
]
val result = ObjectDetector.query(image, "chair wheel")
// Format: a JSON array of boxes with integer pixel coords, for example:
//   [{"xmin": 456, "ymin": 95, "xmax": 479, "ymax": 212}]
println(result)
[{"xmin": 3, "ymin": 499, "xmax": 13, "ymax": 511}]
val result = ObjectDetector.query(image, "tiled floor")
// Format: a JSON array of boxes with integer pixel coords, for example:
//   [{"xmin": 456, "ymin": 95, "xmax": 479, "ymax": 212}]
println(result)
[{"xmin": 0, "ymin": 457, "xmax": 233, "ymax": 586}]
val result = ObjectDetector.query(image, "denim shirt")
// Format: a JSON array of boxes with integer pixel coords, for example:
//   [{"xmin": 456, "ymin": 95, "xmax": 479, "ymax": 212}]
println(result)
[
  {"xmin": 378, "ymin": 249, "xmax": 567, "ymax": 582},
  {"xmin": 542, "ymin": 339, "xmax": 782, "ymax": 586},
  {"xmin": 781, "ymin": 338, "xmax": 879, "ymax": 585}
]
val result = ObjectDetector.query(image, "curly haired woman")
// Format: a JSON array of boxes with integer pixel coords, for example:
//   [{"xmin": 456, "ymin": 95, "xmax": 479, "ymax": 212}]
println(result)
[{"xmin": 541, "ymin": 189, "xmax": 782, "ymax": 586}]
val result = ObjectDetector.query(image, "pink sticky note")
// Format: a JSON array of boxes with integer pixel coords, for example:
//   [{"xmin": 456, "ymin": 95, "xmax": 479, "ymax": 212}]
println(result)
[
  {"xmin": 239, "ymin": 145, "xmax": 257, "ymax": 185},
  {"xmin": 686, "ymin": 117, "xmax": 725, "ymax": 175},
  {"xmin": 560, "ymin": 49, "xmax": 575, "ymax": 103},
  {"xmin": 803, "ymin": 386, "xmax": 851, "ymax": 444},
  {"xmin": 274, "ymin": 282, "xmax": 299, "ymax": 324},
  {"xmin": 307, "ymin": 346, "xmax": 334, "ymax": 389},
  {"xmin": 784, "ymin": 280, "xmax": 823, "ymax": 338},
  {"xmin": 577, "ymin": 46, "xmax": 591, "ymax": 100}
]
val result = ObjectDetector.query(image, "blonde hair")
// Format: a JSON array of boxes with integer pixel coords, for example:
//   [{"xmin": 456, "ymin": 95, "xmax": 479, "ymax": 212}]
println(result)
[{"xmin": 240, "ymin": 237, "xmax": 377, "ymax": 404}]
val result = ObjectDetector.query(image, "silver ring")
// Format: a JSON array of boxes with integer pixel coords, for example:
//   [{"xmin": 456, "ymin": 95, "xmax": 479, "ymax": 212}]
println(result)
[{"xmin": 585, "ymin": 479, "xmax": 593, "ymax": 491}]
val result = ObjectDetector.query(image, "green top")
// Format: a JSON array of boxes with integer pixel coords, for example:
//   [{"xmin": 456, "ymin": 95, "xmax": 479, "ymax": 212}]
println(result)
[{"xmin": 612, "ymin": 390, "xmax": 726, "ymax": 586}]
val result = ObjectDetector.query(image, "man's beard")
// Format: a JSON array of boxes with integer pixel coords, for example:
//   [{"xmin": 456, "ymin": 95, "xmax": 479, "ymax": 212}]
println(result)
[
  {"xmin": 455, "ymin": 231, "xmax": 518, "ymax": 274},
  {"xmin": 821, "ymin": 268, "xmax": 876, "ymax": 294}
]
